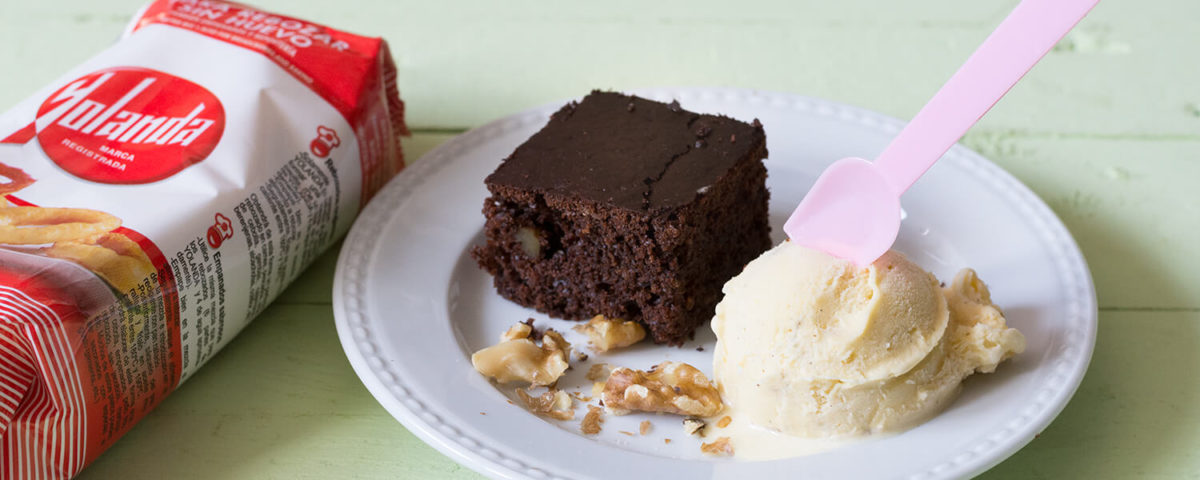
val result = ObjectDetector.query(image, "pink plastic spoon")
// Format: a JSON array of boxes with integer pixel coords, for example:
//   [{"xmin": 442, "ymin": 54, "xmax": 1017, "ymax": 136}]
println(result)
[{"xmin": 783, "ymin": 0, "xmax": 1099, "ymax": 266}]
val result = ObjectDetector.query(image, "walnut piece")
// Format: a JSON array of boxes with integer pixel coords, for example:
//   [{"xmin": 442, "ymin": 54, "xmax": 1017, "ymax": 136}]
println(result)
[
  {"xmin": 639, "ymin": 420, "xmax": 652, "ymax": 435},
  {"xmin": 517, "ymin": 389, "xmax": 574, "ymax": 421},
  {"xmin": 501, "ymin": 322, "xmax": 533, "ymax": 342},
  {"xmin": 586, "ymin": 363, "xmax": 612, "ymax": 382},
  {"xmin": 601, "ymin": 362, "xmax": 724, "ymax": 417},
  {"xmin": 581, "ymin": 405, "xmax": 605, "ymax": 435},
  {"xmin": 569, "ymin": 391, "xmax": 592, "ymax": 402},
  {"xmin": 515, "ymin": 227, "xmax": 543, "ymax": 258},
  {"xmin": 682, "ymin": 417, "xmax": 707, "ymax": 437},
  {"xmin": 701, "ymin": 437, "xmax": 734, "ymax": 456},
  {"xmin": 573, "ymin": 315, "xmax": 646, "ymax": 352},
  {"xmin": 716, "ymin": 416, "xmax": 732, "ymax": 428},
  {"xmin": 541, "ymin": 330, "xmax": 570, "ymax": 358},
  {"xmin": 471, "ymin": 324, "xmax": 571, "ymax": 387}
]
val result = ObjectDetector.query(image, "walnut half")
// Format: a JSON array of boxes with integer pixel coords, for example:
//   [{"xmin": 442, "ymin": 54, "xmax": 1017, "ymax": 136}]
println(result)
[
  {"xmin": 471, "ymin": 323, "xmax": 571, "ymax": 387},
  {"xmin": 573, "ymin": 315, "xmax": 646, "ymax": 353},
  {"xmin": 601, "ymin": 361, "xmax": 724, "ymax": 417}
]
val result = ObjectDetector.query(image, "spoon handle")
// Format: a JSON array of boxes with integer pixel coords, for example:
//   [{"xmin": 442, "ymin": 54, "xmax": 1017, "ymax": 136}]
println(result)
[{"xmin": 874, "ymin": 0, "xmax": 1099, "ymax": 194}]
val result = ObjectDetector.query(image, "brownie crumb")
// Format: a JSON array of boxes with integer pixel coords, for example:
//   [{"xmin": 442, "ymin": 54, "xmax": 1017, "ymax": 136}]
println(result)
[{"xmin": 521, "ymin": 318, "xmax": 544, "ymax": 341}]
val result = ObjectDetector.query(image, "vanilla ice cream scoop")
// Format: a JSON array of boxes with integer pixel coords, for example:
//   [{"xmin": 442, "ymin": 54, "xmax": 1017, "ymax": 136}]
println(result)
[
  {"xmin": 712, "ymin": 241, "xmax": 1025, "ymax": 438},
  {"xmin": 714, "ymin": 240, "xmax": 949, "ymax": 384}
]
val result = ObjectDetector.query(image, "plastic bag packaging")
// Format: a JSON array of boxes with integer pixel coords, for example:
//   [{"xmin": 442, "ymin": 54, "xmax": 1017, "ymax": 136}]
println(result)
[{"xmin": 0, "ymin": 1, "xmax": 406, "ymax": 476}]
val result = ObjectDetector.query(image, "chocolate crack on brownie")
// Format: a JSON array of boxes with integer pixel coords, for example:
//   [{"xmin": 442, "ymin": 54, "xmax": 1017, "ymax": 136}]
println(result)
[{"xmin": 472, "ymin": 90, "xmax": 771, "ymax": 345}]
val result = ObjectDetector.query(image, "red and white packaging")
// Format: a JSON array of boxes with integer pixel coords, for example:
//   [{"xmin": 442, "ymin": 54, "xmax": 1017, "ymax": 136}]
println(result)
[{"xmin": 0, "ymin": 1, "xmax": 407, "ymax": 477}]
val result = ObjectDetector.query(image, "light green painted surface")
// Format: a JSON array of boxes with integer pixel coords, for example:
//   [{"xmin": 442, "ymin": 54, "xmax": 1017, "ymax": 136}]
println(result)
[{"xmin": 1, "ymin": 0, "xmax": 1197, "ymax": 478}]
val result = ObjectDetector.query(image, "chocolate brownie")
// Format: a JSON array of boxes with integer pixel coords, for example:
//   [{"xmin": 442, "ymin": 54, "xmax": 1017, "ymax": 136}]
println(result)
[{"xmin": 472, "ymin": 91, "xmax": 771, "ymax": 345}]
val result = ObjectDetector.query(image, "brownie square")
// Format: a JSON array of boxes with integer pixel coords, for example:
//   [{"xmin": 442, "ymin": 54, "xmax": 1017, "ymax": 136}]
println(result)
[{"xmin": 471, "ymin": 91, "xmax": 771, "ymax": 345}]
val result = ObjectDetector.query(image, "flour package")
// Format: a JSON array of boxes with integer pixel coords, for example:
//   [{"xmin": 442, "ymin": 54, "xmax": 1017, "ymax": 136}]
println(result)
[{"xmin": 0, "ymin": 1, "xmax": 406, "ymax": 476}]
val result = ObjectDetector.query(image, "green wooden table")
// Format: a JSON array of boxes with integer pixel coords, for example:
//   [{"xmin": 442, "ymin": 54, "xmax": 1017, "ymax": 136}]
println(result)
[{"xmin": 3, "ymin": 0, "xmax": 1197, "ymax": 477}]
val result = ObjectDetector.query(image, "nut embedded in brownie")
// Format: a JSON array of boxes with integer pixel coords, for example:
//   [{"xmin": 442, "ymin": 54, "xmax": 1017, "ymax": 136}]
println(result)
[{"xmin": 471, "ymin": 90, "xmax": 771, "ymax": 345}]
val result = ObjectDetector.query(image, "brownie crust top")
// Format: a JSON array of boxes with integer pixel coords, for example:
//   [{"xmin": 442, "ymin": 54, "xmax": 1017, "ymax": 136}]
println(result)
[{"xmin": 485, "ymin": 91, "xmax": 764, "ymax": 212}]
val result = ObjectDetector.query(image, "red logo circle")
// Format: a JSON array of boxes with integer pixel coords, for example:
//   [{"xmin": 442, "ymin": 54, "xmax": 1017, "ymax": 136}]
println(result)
[{"xmin": 36, "ymin": 67, "xmax": 225, "ymax": 184}]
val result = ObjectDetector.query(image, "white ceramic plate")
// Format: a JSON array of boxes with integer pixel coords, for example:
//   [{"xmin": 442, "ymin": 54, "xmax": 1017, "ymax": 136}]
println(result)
[{"xmin": 333, "ymin": 87, "xmax": 1097, "ymax": 480}]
